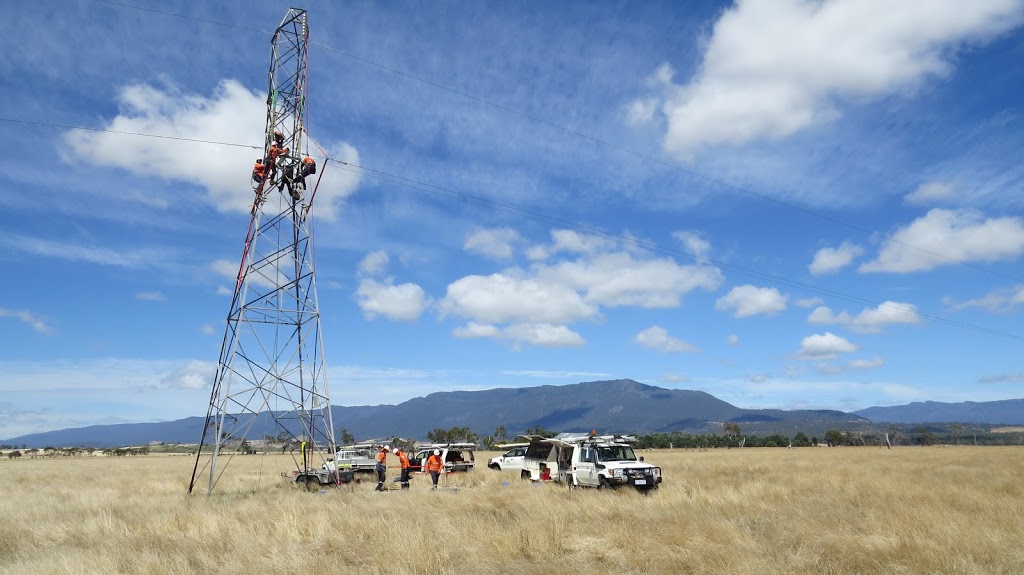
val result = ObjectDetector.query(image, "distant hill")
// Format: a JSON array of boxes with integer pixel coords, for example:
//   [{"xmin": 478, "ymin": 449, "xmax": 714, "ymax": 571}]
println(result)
[
  {"xmin": 3, "ymin": 379, "xmax": 867, "ymax": 448},
  {"xmin": 854, "ymin": 398, "xmax": 1024, "ymax": 424}
]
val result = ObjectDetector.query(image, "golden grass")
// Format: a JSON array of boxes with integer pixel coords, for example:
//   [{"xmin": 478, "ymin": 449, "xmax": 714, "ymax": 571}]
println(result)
[{"xmin": 1, "ymin": 447, "xmax": 1022, "ymax": 574}]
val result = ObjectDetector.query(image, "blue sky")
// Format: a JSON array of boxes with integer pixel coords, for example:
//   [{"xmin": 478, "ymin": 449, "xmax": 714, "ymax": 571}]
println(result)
[{"xmin": 2, "ymin": 0, "xmax": 1023, "ymax": 439}]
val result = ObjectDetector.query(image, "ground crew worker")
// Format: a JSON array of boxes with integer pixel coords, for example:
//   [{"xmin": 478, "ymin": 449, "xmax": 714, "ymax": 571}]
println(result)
[
  {"xmin": 393, "ymin": 447, "xmax": 411, "ymax": 490},
  {"xmin": 375, "ymin": 445, "xmax": 390, "ymax": 492},
  {"xmin": 425, "ymin": 449, "xmax": 444, "ymax": 490},
  {"xmin": 251, "ymin": 158, "xmax": 267, "ymax": 185}
]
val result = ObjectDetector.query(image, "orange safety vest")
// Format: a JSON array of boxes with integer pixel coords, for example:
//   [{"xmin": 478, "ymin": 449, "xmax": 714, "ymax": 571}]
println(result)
[
  {"xmin": 377, "ymin": 450, "xmax": 388, "ymax": 464},
  {"xmin": 425, "ymin": 454, "xmax": 443, "ymax": 473},
  {"xmin": 268, "ymin": 142, "xmax": 289, "ymax": 163},
  {"xmin": 252, "ymin": 162, "xmax": 267, "ymax": 178},
  {"xmin": 397, "ymin": 451, "xmax": 410, "ymax": 469}
]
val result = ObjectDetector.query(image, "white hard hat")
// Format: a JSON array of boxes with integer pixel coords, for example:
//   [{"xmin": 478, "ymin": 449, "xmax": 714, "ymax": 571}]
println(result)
[
  {"xmin": 391, "ymin": 447, "xmax": 399, "ymax": 454},
  {"xmin": 382, "ymin": 445, "xmax": 390, "ymax": 451},
  {"xmin": 433, "ymin": 449, "xmax": 440, "ymax": 456}
]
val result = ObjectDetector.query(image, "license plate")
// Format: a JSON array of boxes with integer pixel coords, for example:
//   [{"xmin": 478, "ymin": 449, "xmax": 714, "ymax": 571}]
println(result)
[{"xmin": 634, "ymin": 479, "xmax": 646, "ymax": 485}]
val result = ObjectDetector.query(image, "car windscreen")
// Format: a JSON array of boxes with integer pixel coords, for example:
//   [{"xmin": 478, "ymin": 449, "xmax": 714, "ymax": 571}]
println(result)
[{"xmin": 596, "ymin": 445, "xmax": 636, "ymax": 462}]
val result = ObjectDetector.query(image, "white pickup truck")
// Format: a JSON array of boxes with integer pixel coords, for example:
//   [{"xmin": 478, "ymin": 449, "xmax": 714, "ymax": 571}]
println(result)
[
  {"xmin": 520, "ymin": 433, "xmax": 662, "ymax": 492},
  {"xmin": 487, "ymin": 443, "xmax": 529, "ymax": 471},
  {"xmin": 322, "ymin": 445, "xmax": 378, "ymax": 474}
]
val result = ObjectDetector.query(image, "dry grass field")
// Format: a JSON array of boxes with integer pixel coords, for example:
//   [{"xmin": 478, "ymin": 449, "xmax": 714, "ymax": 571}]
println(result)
[{"xmin": 1, "ymin": 446, "xmax": 1022, "ymax": 574}]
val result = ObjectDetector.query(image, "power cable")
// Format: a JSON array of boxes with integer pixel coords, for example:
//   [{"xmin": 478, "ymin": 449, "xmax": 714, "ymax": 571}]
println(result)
[
  {"xmin": 88, "ymin": 0, "xmax": 1024, "ymax": 285},
  {"xmin": 4, "ymin": 117, "xmax": 1022, "ymax": 342}
]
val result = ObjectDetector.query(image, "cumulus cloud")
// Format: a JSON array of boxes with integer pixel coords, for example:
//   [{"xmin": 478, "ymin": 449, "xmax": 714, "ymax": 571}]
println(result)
[
  {"xmin": 796, "ymin": 297, "xmax": 825, "ymax": 308},
  {"xmin": 464, "ymin": 228, "xmax": 520, "ymax": 260},
  {"xmin": 796, "ymin": 331, "xmax": 858, "ymax": 360},
  {"xmin": 808, "ymin": 301, "xmax": 921, "ymax": 333},
  {"xmin": 0, "ymin": 308, "xmax": 55, "ymax": 334},
  {"xmin": 904, "ymin": 181, "xmax": 959, "ymax": 205},
  {"xmin": 634, "ymin": 326, "xmax": 699, "ymax": 353},
  {"xmin": 944, "ymin": 284, "xmax": 1024, "ymax": 314},
  {"xmin": 441, "ymin": 229, "xmax": 722, "ymax": 348},
  {"xmin": 359, "ymin": 250, "xmax": 390, "ymax": 276},
  {"xmin": 672, "ymin": 230, "xmax": 712, "ymax": 259},
  {"xmin": 809, "ymin": 241, "xmax": 863, "ymax": 275},
  {"xmin": 860, "ymin": 209, "xmax": 1024, "ymax": 273},
  {"xmin": 355, "ymin": 279, "xmax": 429, "ymax": 321},
  {"xmin": 62, "ymin": 79, "xmax": 361, "ymax": 220},
  {"xmin": 540, "ymin": 251, "xmax": 723, "ymax": 308},
  {"xmin": 454, "ymin": 322, "xmax": 585, "ymax": 349},
  {"xmin": 727, "ymin": 334, "xmax": 740, "ymax": 346},
  {"xmin": 715, "ymin": 285, "xmax": 787, "ymax": 318},
  {"xmin": 848, "ymin": 357, "xmax": 885, "ymax": 370},
  {"xmin": 628, "ymin": 0, "xmax": 1023, "ymax": 156},
  {"xmin": 441, "ymin": 273, "xmax": 598, "ymax": 325}
]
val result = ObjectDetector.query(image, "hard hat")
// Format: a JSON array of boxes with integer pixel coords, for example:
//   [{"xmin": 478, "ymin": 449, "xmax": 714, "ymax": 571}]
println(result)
[
  {"xmin": 391, "ymin": 447, "xmax": 399, "ymax": 454},
  {"xmin": 382, "ymin": 445, "xmax": 390, "ymax": 451},
  {"xmin": 433, "ymin": 449, "xmax": 440, "ymax": 456}
]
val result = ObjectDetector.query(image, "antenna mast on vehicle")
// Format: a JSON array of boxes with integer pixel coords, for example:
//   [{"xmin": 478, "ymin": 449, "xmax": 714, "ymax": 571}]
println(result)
[{"xmin": 189, "ymin": 7, "xmax": 338, "ymax": 494}]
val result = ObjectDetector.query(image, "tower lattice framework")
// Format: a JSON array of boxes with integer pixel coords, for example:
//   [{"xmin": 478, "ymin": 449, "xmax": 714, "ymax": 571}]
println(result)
[{"xmin": 189, "ymin": 8, "xmax": 337, "ymax": 494}]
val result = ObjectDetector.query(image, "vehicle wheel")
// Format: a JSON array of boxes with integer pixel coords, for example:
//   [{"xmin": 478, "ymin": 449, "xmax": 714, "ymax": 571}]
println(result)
[
  {"xmin": 599, "ymin": 476, "xmax": 610, "ymax": 490},
  {"xmin": 304, "ymin": 477, "xmax": 321, "ymax": 492},
  {"xmin": 521, "ymin": 470, "xmax": 531, "ymax": 481},
  {"xmin": 490, "ymin": 464, "xmax": 500, "ymax": 471}
]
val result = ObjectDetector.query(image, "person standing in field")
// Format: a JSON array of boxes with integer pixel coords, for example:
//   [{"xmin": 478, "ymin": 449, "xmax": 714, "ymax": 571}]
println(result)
[
  {"xmin": 425, "ymin": 449, "xmax": 444, "ymax": 490},
  {"xmin": 375, "ymin": 445, "xmax": 390, "ymax": 492},
  {"xmin": 393, "ymin": 447, "xmax": 411, "ymax": 490}
]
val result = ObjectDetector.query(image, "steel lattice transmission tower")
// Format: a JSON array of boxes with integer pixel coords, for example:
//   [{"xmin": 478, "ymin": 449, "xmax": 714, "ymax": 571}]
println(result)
[{"xmin": 189, "ymin": 8, "xmax": 338, "ymax": 494}]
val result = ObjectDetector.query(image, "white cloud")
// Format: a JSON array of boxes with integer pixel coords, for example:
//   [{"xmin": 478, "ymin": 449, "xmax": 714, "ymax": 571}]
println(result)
[
  {"xmin": 944, "ymin": 284, "xmax": 1024, "ymax": 313},
  {"xmin": 0, "ymin": 309, "xmax": 55, "ymax": 335},
  {"xmin": 454, "ymin": 321, "xmax": 585, "ymax": 349},
  {"xmin": 904, "ymin": 181, "xmax": 959, "ymax": 205},
  {"xmin": 631, "ymin": 0, "xmax": 1022, "ymax": 156},
  {"xmin": 672, "ymin": 230, "xmax": 712, "ymax": 259},
  {"xmin": 808, "ymin": 301, "xmax": 921, "ymax": 333},
  {"xmin": 464, "ymin": 228, "xmax": 520, "ymax": 260},
  {"xmin": 441, "ymin": 273, "xmax": 598, "ymax": 325},
  {"xmin": 634, "ymin": 326, "xmax": 699, "ymax": 353},
  {"xmin": 452, "ymin": 322, "xmax": 501, "ymax": 339},
  {"xmin": 541, "ymin": 252, "xmax": 723, "ymax": 308},
  {"xmin": 727, "ymin": 334, "xmax": 740, "ymax": 346},
  {"xmin": 355, "ymin": 279, "xmax": 429, "ymax": 321},
  {"xmin": 0, "ymin": 233, "xmax": 170, "ymax": 269},
  {"xmin": 715, "ymin": 285, "xmax": 787, "ymax": 318},
  {"xmin": 796, "ymin": 297, "xmax": 825, "ymax": 308},
  {"xmin": 199, "ymin": 324, "xmax": 216, "ymax": 336},
  {"xmin": 796, "ymin": 332, "xmax": 858, "ymax": 360},
  {"xmin": 136, "ymin": 291, "xmax": 165, "ymax": 301},
  {"xmin": 809, "ymin": 241, "xmax": 863, "ymax": 275},
  {"xmin": 359, "ymin": 250, "xmax": 390, "ymax": 276},
  {"xmin": 860, "ymin": 209, "xmax": 1024, "ymax": 273},
  {"xmin": 160, "ymin": 360, "xmax": 216, "ymax": 390},
  {"xmin": 504, "ymin": 323, "xmax": 585, "ymax": 349},
  {"xmin": 848, "ymin": 357, "xmax": 885, "ymax": 370},
  {"xmin": 62, "ymin": 80, "xmax": 361, "ymax": 220},
  {"xmin": 748, "ymin": 373, "xmax": 768, "ymax": 383}
]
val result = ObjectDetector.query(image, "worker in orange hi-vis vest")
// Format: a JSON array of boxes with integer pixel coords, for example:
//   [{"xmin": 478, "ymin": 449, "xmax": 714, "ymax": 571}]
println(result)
[
  {"xmin": 424, "ymin": 449, "xmax": 444, "ymax": 490},
  {"xmin": 393, "ymin": 447, "xmax": 411, "ymax": 490},
  {"xmin": 375, "ymin": 445, "xmax": 390, "ymax": 492},
  {"xmin": 252, "ymin": 158, "xmax": 267, "ymax": 185}
]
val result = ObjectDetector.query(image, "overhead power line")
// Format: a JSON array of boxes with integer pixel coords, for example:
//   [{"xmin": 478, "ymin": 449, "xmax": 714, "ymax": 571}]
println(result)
[
  {"xmin": 89, "ymin": 0, "xmax": 1024, "ymax": 286},
  {"xmin": 11, "ymin": 114, "xmax": 1014, "ymax": 341}
]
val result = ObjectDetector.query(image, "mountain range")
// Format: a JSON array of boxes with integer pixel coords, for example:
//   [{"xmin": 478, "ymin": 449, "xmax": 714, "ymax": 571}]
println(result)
[{"xmin": 3, "ymin": 379, "xmax": 1021, "ymax": 448}]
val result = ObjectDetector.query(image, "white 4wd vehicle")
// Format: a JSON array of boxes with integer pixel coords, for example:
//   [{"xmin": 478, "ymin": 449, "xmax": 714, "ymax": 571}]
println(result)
[
  {"xmin": 487, "ymin": 443, "xmax": 529, "ymax": 471},
  {"xmin": 521, "ymin": 433, "xmax": 662, "ymax": 492},
  {"xmin": 322, "ymin": 445, "xmax": 378, "ymax": 473},
  {"xmin": 410, "ymin": 443, "xmax": 476, "ymax": 473}
]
